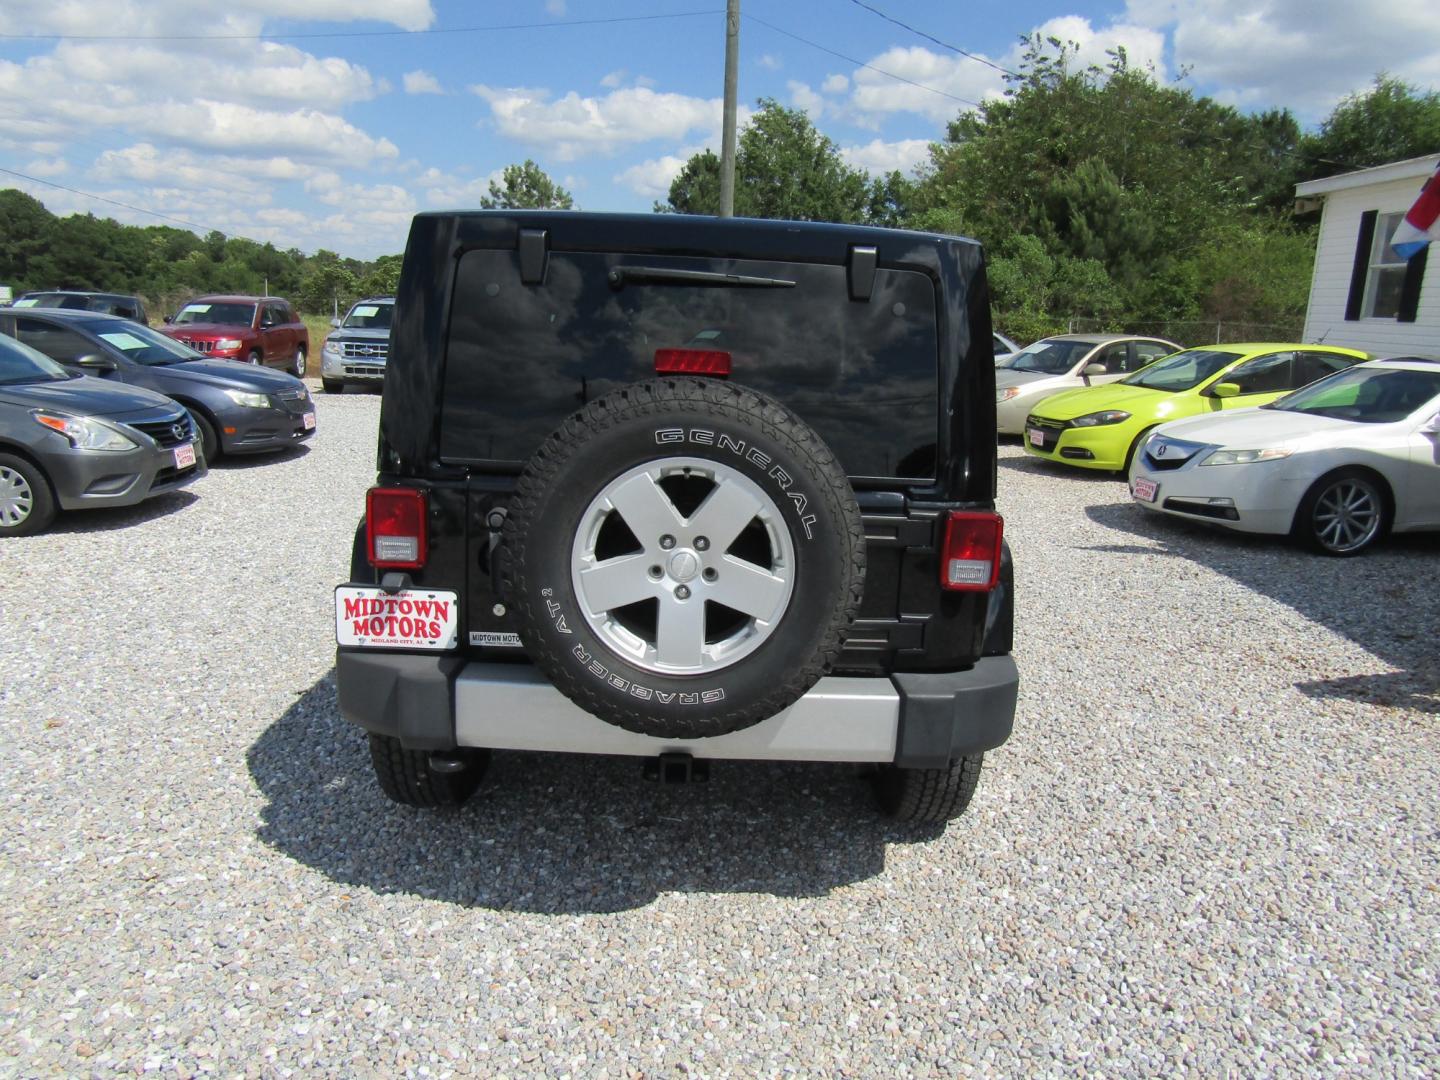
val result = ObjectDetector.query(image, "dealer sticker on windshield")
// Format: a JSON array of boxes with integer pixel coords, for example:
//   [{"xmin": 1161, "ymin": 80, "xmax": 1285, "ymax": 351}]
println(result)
[
  {"xmin": 336, "ymin": 587, "xmax": 459, "ymax": 650},
  {"xmin": 1132, "ymin": 477, "xmax": 1159, "ymax": 503}
]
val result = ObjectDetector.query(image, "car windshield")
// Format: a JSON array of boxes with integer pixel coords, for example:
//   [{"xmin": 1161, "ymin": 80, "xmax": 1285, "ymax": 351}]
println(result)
[
  {"xmin": 77, "ymin": 319, "xmax": 201, "ymax": 366},
  {"xmin": 1268, "ymin": 366, "xmax": 1440, "ymax": 423},
  {"xmin": 173, "ymin": 301, "xmax": 255, "ymax": 327},
  {"xmin": 0, "ymin": 335, "xmax": 72, "ymax": 384},
  {"xmin": 1008, "ymin": 339, "xmax": 1096, "ymax": 375},
  {"xmin": 342, "ymin": 302, "xmax": 393, "ymax": 330},
  {"xmin": 1122, "ymin": 348, "xmax": 1242, "ymax": 392}
]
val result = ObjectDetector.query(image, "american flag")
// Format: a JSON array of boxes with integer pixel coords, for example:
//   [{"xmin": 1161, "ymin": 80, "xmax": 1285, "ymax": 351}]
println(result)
[{"xmin": 1391, "ymin": 160, "xmax": 1440, "ymax": 260}]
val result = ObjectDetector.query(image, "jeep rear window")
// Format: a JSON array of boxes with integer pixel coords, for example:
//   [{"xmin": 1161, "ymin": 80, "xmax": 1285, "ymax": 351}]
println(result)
[{"xmin": 441, "ymin": 251, "xmax": 939, "ymax": 480}]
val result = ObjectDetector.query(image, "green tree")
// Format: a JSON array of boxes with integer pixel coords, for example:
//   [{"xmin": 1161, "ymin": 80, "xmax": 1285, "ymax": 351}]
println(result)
[
  {"xmin": 297, "ymin": 250, "xmax": 359, "ymax": 315},
  {"xmin": 912, "ymin": 36, "xmax": 1310, "ymax": 325},
  {"xmin": 1302, "ymin": 75, "xmax": 1440, "ymax": 178},
  {"xmin": 480, "ymin": 160, "xmax": 575, "ymax": 209},
  {"xmin": 659, "ymin": 99, "xmax": 883, "ymax": 223},
  {"xmin": 358, "ymin": 254, "xmax": 403, "ymax": 297}
]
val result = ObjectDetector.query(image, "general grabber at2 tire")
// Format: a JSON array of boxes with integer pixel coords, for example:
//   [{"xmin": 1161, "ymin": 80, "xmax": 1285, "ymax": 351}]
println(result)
[{"xmin": 502, "ymin": 377, "xmax": 865, "ymax": 740}]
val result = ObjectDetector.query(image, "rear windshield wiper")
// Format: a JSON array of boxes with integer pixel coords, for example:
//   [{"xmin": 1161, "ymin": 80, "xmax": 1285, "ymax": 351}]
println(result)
[{"xmin": 607, "ymin": 266, "xmax": 796, "ymax": 289}]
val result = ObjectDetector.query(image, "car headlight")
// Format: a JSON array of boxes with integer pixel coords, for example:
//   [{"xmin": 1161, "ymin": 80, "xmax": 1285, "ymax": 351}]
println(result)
[
  {"xmin": 1070, "ymin": 410, "xmax": 1131, "ymax": 427},
  {"xmin": 33, "ymin": 411, "xmax": 137, "ymax": 451},
  {"xmin": 1201, "ymin": 447, "xmax": 1294, "ymax": 466},
  {"xmin": 323, "ymin": 339, "xmax": 341, "ymax": 356},
  {"xmin": 996, "ymin": 387, "xmax": 1021, "ymax": 402},
  {"xmin": 223, "ymin": 389, "xmax": 271, "ymax": 409},
  {"xmin": 214, "ymin": 338, "xmax": 243, "ymax": 350}
]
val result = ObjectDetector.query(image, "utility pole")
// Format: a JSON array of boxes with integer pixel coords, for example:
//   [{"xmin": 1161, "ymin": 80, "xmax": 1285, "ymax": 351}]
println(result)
[{"xmin": 719, "ymin": 0, "xmax": 740, "ymax": 217}]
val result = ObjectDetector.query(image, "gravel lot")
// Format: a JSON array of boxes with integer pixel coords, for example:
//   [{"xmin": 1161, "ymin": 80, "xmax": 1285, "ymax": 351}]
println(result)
[{"xmin": 2, "ymin": 388, "xmax": 1437, "ymax": 1077}]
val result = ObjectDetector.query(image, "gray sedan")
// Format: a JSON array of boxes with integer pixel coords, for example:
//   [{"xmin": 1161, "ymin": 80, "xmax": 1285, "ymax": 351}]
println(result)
[{"xmin": 0, "ymin": 336, "xmax": 204, "ymax": 536}]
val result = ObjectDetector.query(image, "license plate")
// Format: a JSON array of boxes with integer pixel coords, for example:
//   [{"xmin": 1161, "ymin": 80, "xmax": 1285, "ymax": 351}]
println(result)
[
  {"xmin": 1027, "ymin": 427, "xmax": 1045, "ymax": 448},
  {"xmin": 302, "ymin": 411, "xmax": 316, "ymax": 430},
  {"xmin": 174, "ymin": 442, "xmax": 196, "ymax": 469},
  {"xmin": 336, "ymin": 587, "xmax": 459, "ymax": 650},
  {"xmin": 1132, "ymin": 476, "xmax": 1159, "ymax": 503}
]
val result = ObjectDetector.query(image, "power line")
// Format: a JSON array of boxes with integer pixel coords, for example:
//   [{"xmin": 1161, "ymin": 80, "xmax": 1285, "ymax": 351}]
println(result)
[
  {"xmin": 0, "ymin": 10, "xmax": 721, "ymax": 42},
  {"xmin": 0, "ymin": 165, "xmax": 269, "ymax": 244},
  {"xmin": 845, "ymin": 0, "xmax": 1016, "ymax": 78},
  {"xmin": 744, "ymin": 13, "xmax": 983, "ymax": 109}
]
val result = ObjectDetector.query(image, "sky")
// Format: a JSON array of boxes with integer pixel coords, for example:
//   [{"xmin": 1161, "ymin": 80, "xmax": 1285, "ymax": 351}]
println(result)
[{"xmin": 1, "ymin": 0, "xmax": 1437, "ymax": 261}]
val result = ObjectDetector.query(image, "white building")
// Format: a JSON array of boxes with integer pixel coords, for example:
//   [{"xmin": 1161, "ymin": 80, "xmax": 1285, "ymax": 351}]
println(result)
[{"xmin": 1295, "ymin": 155, "xmax": 1437, "ymax": 357}]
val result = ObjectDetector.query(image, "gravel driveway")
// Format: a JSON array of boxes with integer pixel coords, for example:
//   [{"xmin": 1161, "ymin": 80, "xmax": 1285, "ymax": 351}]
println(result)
[{"xmin": 2, "ymin": 390, "xmax": 1436, "ymax": 1076}]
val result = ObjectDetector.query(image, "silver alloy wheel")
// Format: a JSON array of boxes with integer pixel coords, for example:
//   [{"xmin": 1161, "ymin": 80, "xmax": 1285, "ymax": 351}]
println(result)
[
  {"xmin": 293, "ymin": 346, "xmax": 306, "ymax": 378},
  {"xmin": 570, "ymin": 456, "xmax": 795, "ymax": 675},
  {"xmin": 0, "ymin": 464, "xmax": 34, "ymax": 527},
  {"xmin": 1311, "ymin": 476, "xmax": 1382, "ymax": 553}
]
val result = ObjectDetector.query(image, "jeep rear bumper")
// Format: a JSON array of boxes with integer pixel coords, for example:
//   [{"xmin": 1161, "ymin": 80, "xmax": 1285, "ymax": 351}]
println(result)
[{"xmin": 335, "ymin": 652, "xmax": 1017, "ymax": 769}]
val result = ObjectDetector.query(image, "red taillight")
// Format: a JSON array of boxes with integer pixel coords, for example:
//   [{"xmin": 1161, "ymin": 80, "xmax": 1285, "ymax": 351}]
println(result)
[
  {"xmin": 940, "ymin": 511, "xmax": 1003, "ymax": 591},
  {"xmin": 366, "ymin": 487, "xmax": 427, "ymax": 569},
  {"xmin": 654, "ymin": 348, "xmax": 732, "ymax": 376}
]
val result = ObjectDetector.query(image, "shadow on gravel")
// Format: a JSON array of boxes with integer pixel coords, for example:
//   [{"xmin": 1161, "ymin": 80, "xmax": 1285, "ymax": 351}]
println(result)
[
  {"xmin": 209, "ymin": 445, "xmax": 311, "ymax": 470},
  {"xmin": 248, "ymin": 674, "xmax": 941, "ymax": 913},
  {"xmin": 1086, "ymin": 501, "xmax": 1440, "ymax": 715},
  {"xmin": 998, "ymin": 453, "xmax": 1120, "ymax": 482},
  {"xmin": 47, "ymin": 490, "xmax": 199, "ymax": 533}
]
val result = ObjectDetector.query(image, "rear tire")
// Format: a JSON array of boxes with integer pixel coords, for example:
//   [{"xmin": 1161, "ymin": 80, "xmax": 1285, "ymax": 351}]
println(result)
[
  {"xmin": 292, "ymin": 345, "xmax": 307, "ymax": 379},
  {"xmin": 873, "ymin": 755, "xmax": 984, "ymax": 823},
  {"xmin": 247, "ymin": 349, "xmax": 262, "ymax": 366},
  {"xmin": 367, "ymin": 733, "xmax": 488, "ymax": 808},
  {"xmin": 0, "ymin": 453, "xmax": 57, "ymax": 536}
]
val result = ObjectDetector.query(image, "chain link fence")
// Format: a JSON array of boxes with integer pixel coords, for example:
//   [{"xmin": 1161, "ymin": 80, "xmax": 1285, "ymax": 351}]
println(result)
[{"xmin": 1061, "ymin": 316, "xmax": 1306, "ymax": 347}]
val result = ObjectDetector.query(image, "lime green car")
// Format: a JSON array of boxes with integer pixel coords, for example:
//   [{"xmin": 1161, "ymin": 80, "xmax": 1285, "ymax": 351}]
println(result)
[{"xmin": 1021, "ymin": 343, "xmax": 1370, "ymax": 472}]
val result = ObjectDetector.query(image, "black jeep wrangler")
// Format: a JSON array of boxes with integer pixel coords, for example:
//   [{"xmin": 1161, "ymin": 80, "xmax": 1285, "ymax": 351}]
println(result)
[{"xmin": 336, "ymin": 211, "xmax": 1018, "ymax": 823}]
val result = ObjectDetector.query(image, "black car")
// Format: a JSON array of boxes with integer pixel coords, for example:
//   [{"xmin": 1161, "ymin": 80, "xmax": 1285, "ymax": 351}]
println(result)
[
  {"xmin": 0, "ymin": 335, "xmax": 203, "ymax": 536},
  {"xmin": 336, "ymin": 211, "xmax": 1018, "ymax": 823},
  {"xmin": 0, "ymin": 309, "xmax": 316, "ymax": 462},
  {"xmin": 15, "ymin": 291, "xmax": 149, "ymax": 324}
]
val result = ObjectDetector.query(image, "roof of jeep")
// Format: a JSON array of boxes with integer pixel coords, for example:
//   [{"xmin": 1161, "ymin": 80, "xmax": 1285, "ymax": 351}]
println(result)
[{"xmin": 416, "ymin": 209, "xmax": 982, "ymax": 257}]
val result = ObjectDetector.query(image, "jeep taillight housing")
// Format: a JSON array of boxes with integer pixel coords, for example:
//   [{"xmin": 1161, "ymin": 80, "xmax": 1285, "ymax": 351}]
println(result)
[
  {"xmin": 654, "ymin": 348, "xmax": 732, "ymax": 376},
  {"xmin": 366, "ymin": 487, "xmax": 427, "ymax": 569},
  {"xmin": 940, "ymin": 511, "xmax": 1003, "ymax": 591}
]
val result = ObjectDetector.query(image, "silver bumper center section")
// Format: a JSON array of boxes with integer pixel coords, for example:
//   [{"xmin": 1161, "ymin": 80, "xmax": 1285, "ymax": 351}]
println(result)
[{"xmin": 454, "ymin": 663, "xmax": 899, "ymax": 762}]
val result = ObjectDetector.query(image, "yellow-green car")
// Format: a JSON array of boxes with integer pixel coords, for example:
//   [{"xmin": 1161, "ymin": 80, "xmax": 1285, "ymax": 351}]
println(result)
[{"xmin": 1021, "ymin": 343, "xmax": 1370, "ymax": 472}]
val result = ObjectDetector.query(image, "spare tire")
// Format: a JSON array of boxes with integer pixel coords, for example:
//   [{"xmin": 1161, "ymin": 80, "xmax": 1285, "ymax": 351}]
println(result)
[{"xmin": 501, "ymin": 377, "xmax": 865, "ymax": 739}]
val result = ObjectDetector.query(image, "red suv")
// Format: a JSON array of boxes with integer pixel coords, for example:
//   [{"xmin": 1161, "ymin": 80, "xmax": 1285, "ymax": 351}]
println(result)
[{"xmin": 160, "ymin": 296, "xmax": 309, "ymax": 378}]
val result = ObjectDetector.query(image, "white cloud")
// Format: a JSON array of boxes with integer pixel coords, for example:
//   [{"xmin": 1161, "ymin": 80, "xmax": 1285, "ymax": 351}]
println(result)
[
  {"xmin": 471, "ymin": 84, "xmax": 723, "ymax": 160},
  {"xmin": 1024, "ymin": 16, "xmax": 1168, "ymax": 80},
  {"xmin": 758, "ymin": 54, "xmax": 782, "ymax": 71},
  {"xmin": 147, "ymin": 101, "xmax": 399, "ymax": 164},
  {"xmin": 0, "ymin": 0, "xmax": 434, "ymax": 36},
  {"xmin": 94, "ymin": 143, "xmax": 308, "ymax": 195},
  {"xmin": 848, "ymin": 46, "xmax": 1008, "ymax": 125},
  {"xmin": 546, "ymin": 0, "xmax": 567, "ymax": 15},
  {"xmin": 840, "ymin": 138, "xmax": 931, "ymax": 177},
  {"xmin": 22, "ymin": 158, "xmax": 68, "ymax": 178},
  {"xmin": 614, "ymin": 154, "xmax": 691, "ymax": 199},
  {"xmin": 403, "ymin": 70, "xmax": 443, "ymax": 95},
  {"xmin": 601, "ymin": 70, "xmax": 627, "ymax": 89},
  {"xmin": 822, "ymin": 74, "xmax": 849, "ymax": 94},
  {"xmin": 788, "ymin": 80, "xmax": 825, "ymax": 119},
  {"xmin": 1123, "ymin": 0, "xmax": 1440, "ymax": 118}
]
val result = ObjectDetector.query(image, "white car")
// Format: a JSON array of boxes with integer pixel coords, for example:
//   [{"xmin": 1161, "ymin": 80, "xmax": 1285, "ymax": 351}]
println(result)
[
  {"xmin": 1128, "ymin": 358, "xmax": 1440, "ymax": 555},
  {"xmin": 995, "ymin": 334, "xmax": 1178, "ymax": 435},
  {"xmin": 992, "ymin": 332, "xmax": 1021, "ymax": 366}
]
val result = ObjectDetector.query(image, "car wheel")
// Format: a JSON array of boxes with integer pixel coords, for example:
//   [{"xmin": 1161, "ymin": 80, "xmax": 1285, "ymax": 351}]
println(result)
[
  {"xmin": 502, "ymin": 376, "xmax": 865, "ymax": 740},
  {"xmin": 1293, "ymin": 468, "xmax": 1390, "ymax": 556},
  {"xmin": 873, "ymin": 755, "xmax": 984, "ymax": 823},
  {"xmin": 0, "ymin": 453, "xmax": 57, "ymax": 537},
  {"xmin": 367, "ymin": 732, "xmax": 488, "ymax": 808},
  {"xmin": 1121, "ymin": 426, "xmax": 1157, "ymax": 476},
  {"xmin": 293, "ymin": 345, "xmax": 306, "ymax": 379},
  {"xmin": 322, "ymin": 378, "xmax": 345, "ymax": 394},
  {"xmin": 187, "ymin": 409, "xmax": 219, "ymax": 464},
  {"xmin": 247, "ymin": 349, "xmax": 262, "ymax": 366}
]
